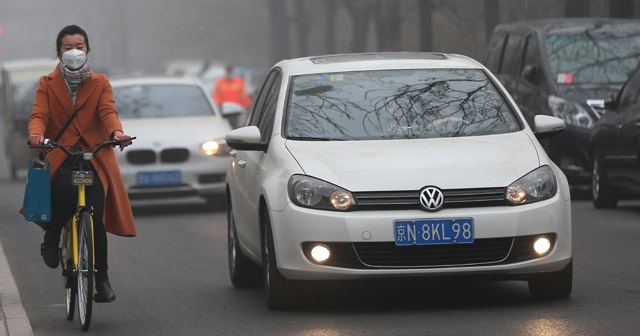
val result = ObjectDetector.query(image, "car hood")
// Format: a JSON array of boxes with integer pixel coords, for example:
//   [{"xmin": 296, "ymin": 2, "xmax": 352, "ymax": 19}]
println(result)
[
  {"xmin": 120, "ymin": 116, "xmax": 232, "ymax": 145},
  {"xmin": 558, "ymin": 84, "xmax": 622, "ymax": 101},
  {"xmin": 285, "ymin": 132, "xmax": 541, "ymax": 191}
]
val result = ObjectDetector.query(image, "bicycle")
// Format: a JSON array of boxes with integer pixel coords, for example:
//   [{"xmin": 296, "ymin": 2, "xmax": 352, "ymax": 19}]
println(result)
[{"xmin": 30, "ymin": 137, "xmax": 135, "ymax": 331}]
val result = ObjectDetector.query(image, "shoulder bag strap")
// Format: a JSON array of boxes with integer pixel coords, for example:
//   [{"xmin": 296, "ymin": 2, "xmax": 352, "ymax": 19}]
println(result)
[{"xmin": 52, "ymin": 108, "xmax": 80, "ymax": 143}]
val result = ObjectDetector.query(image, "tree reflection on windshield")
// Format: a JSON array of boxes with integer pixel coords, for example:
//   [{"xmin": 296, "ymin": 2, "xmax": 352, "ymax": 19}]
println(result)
[{"xmin": 285, "ymin": 69, "xmax": 521, "ymax": 140}]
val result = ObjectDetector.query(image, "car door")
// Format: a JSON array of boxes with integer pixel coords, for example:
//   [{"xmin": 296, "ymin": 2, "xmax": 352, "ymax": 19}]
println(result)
[
  {"xmin": 596, "ymin": 70, "xmax": 640, "ymax": 186},
  {"xmin": 230, "ymin": 69, "xmax": 281, "ymax": 254},
  {"xmin": 616, "ymin": 71, "xmax": 640, "ymax": 189}
]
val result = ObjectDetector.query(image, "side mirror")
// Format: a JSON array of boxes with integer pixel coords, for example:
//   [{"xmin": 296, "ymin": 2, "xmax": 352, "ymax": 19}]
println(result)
[
  {"xmin": 521, "ymin": 64, "xmax": 540, "ymax": 84},
  {"xmin": 225, "ymin": 126, "xmax": 267, "ymax": 151},
  {"xmin": 534, "ymin": 115, "xmax": 565, "ymax": 139}
]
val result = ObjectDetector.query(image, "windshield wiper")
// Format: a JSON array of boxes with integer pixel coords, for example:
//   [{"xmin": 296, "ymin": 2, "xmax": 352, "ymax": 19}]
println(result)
[
  {"xmin": 293, "ymin": 85, "xmax": 334, "ymax": 96},
  {"xmin": 287, "ymin": 136, "xmax": 345, "ymax": 141}
]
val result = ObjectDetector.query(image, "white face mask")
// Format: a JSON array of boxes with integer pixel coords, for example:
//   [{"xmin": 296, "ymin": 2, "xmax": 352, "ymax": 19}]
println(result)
[{"xmin": 61, "ymin": 49, "xmax": 87, "ymax": 71}]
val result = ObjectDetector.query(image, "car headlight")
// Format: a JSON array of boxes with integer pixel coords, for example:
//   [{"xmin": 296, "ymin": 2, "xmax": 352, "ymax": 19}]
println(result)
[
  {"xmin": 201, "ymin": 139, "xmax": 231, "ymax": 156},
  {"xmin": 288, "ymin": 175, "xmax": 355, "ymax": 211},
  {"xmin": 506, "ymin": 165, "xmax": 557, "ymax": 205},
  {"xmin": 548, "ymin": 95, "xmax": 594, "ymax": 129}
]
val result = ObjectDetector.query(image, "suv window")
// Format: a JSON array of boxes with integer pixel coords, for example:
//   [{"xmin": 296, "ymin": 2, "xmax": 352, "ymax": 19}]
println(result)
[
  {"xmin": 500, "ymin": 33, "xmax": 526, "ymax": 76},
  {"xmin": 546, "ymin": 33, "xmax": 640, "ymax": 85},
  {"xmin": 285, "ymin": 69, "xmax": 521, "ymax": 140},
  {"xmin": 618, "ymin": 69, "xmax": 640, "ymax": 107},
  {"xmin": 485, "ymin": 30, "xmax": 507, "ymax": 71}
]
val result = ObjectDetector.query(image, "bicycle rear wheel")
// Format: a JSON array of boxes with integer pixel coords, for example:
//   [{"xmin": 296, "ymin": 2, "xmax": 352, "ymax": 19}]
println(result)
[
  {"xmin": 61, "ymin": 222, "xmax": 76, "ymax": 321},
  {"xmin": 77, "ymin": 211, "xmax": 94, "ymax": 331}
]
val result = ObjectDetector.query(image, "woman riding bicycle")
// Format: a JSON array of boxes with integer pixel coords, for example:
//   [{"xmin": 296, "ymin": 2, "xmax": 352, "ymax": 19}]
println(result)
[{"xmin": 26, "ymin": 24, "xmax": 136, "ymax": 303}]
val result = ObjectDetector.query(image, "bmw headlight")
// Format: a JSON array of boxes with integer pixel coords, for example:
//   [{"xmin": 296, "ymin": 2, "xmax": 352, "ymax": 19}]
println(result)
[
  {"xmin": 288, "ymin": 175, "xmax": 355, "ymax": 211},
  {"xmin": 201, "ymin": 139, "xmax": 231, "ymax": 156},
  {"xmin": 506, "ymin": 166, "xmax": 557, "ymax": 205},
  {"xmin": 548, "ymin": 95, "xmax": 594, "ymax": 129}
]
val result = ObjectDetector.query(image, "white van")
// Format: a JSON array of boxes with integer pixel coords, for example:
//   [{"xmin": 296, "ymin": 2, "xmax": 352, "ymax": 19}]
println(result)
[{"xmin": 0, "ymin": 58, "xmax": 58, "ymax": 179}]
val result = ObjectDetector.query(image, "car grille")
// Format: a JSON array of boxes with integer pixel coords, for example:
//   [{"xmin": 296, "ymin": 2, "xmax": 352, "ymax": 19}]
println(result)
[
  {"xmin": 126, "ymin": 148, "xmax": 191, "ymax": 164},
  {"xmin": 352, "ymin": 187, "xmax": 508, "ymax": 210},
  {"xmin": 302, "ymin": 234, "xmax": 554, "ymax": 269}
]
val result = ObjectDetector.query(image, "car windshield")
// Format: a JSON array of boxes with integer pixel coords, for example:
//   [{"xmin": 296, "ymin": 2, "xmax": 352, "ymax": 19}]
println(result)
[
  {"xmin": 546, "ymin": 32, "xmax": 640, "ymax": 85},
  {"xmin": 284, "ymin": 68, "xmax": 521, "ymax": 140},
  {"xmin": 113, "ymin": 84, "xmax": 215, "ymax": 118}
]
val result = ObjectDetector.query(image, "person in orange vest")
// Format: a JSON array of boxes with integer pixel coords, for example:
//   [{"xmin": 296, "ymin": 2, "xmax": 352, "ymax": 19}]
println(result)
[{"xmin": 213, "ymin": 65, "xmax": 251, "ymax": 110}]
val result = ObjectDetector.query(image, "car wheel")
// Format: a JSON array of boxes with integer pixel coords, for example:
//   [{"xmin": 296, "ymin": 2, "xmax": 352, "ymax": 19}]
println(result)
[
  {"xmin": 261, "ymin": 207, "xmax": 290, "ymax": 310},
  {"xmin": 228, "ymin": 202, "xmax": 262, "ymax": 288},
  {"xmin": 528, "ymin": 260, "xmax": 573, "ymax": 299},
  {"xmin": 591, "ymin": 154, "xmax": 618, "ymax": 208}
]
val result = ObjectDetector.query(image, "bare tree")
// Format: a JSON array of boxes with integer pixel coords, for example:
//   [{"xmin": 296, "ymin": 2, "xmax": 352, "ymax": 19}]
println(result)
[
  {"xmin": 341, "ymin": 0, "xmax": 375, "ymax": 52},
  {"xmin": 374, "ymin": 0, "xmax": 402, "ymax": 51},
  {"xmin": 484, "ymin": 0, "xmax": 499, "ymax": 42},
  {"xmin": 419, "ymin": 0, "xmax": 434, "ymax": 51},
  {"xmin": 609, "ymin": 0, "xmax": 636, "ymax": 18},
  {"xmin": 269, "ymin": 0, "xmax": 290, "ymax": 63},
  {"xmin": 325, "ymin": 0, "xmax": 338, "ymax": 54},
  {"xmin": 293, "ymin": 0, "xmax": 311, "ymax": 57},
  {"xmin": 565, "ymin": 0, "xmax": 591, "ymax": 17}
]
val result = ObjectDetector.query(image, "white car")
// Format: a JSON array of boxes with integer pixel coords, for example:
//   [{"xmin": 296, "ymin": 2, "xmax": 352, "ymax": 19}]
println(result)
[
  {"xmin": 111, "ymin": 76, "xmax": 233, "ymax": 206},
  {"xmin": 225, "ymin": 52, "xmax": 572, "ymax": 309}
]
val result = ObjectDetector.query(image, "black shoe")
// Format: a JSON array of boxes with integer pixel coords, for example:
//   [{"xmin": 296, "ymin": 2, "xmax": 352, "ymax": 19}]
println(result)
[
  {"xmin": 40, "ymin": 242, "xmax": 59, "ymax": 269},
  {"xmin": 94, "ymin": 272, "xmax": 116, "ymax": 303}
]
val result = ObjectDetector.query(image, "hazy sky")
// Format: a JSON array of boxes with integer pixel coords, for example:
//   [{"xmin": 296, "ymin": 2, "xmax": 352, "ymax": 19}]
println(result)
[{"xmin": 0, "ymin": 0, "xmax": 270, "ymax": 75}]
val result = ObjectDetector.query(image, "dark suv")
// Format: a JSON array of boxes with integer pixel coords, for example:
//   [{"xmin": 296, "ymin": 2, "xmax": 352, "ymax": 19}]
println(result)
[{"xmin": 484, "ymin": 18, "xmax": 640, "ymax": 186}]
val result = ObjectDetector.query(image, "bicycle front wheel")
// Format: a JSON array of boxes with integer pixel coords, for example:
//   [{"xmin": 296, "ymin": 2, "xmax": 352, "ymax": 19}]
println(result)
[
  {"xmin": 77, "ymin": 211, "xmax": 94, "ymax": 331},
  {"xmin": 62, "ymin": 221, "xmax": 76, "ymax": 321}
]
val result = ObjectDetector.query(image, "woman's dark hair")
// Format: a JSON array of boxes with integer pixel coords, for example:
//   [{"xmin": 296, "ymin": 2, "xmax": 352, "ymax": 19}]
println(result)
[{"xmin": 56, "ymin": 25, "xmax": 90, "ymax": 56}]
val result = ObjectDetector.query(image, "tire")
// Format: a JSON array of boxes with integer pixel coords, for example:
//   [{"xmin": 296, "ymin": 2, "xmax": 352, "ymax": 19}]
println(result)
[
  {"xmin": 228, "ymin": 202, "xmax": 262, "ymax": 288},
  {"xmin": 261, "ymin": 207, "xmax": 291, "ymax": 310},
  {"xmin": 62, "ymin": 222, "xmax": 76, "ymax": 321},
  {"xmin": 591, "ymin": 154, "xmax": 618, "ymax": 208},
  {"xmin": 528, "ymin": 260, "xmax": 573, "ymax": 299},
  {"xmin": 77, "ymin": 211, "xmax": 94, "ymax": 331}
]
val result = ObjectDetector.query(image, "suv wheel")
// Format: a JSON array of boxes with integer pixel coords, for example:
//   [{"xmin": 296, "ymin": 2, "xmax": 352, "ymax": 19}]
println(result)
[{"xmin": 591, "ymin": 154, "xmax": 618, "ymax": 208}]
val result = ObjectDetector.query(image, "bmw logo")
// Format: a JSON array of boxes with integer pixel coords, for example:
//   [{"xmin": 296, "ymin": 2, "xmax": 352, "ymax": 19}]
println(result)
[{"xmin": 419, "ymin": 186, "xmax": 444, "ymax": 212}]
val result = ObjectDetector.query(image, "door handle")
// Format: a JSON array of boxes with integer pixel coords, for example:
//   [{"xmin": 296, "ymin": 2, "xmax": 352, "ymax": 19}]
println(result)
[{"xmin": 237, "ymin": 159, "xmax": 247, "ymax": 168}]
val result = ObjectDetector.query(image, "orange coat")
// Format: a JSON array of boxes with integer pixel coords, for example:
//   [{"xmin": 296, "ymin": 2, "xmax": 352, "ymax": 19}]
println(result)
[{"xmin": 26, "ymin": 66, "xmax": 137, "ymax": 237}]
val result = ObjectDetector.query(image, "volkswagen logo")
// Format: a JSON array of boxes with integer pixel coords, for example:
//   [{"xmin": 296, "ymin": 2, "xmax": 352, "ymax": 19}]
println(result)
[{"xmin": 419, "ymin": 186, "xmax": 444, "ymax": 212}]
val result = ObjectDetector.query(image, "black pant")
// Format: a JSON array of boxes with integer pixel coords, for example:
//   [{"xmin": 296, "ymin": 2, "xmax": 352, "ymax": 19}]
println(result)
[{"xmin": 47, "ymin": 160, "xmax": 108, "ymax": 272}]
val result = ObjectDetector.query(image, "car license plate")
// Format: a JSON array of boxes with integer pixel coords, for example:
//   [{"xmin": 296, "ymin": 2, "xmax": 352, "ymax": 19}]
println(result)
[
  {"xmin": 72, "ymin": 171, "xmax": 94, "ymax": 186},
  {"xmin": 136, "ymin": 171, "xmax": 181, "ymax": 186},
  {"xmin": 394, "ymin": 218, "xmax": 474, "ymax": 246}
]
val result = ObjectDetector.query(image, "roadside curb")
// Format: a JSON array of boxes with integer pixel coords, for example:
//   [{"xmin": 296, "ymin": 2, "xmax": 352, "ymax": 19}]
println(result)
[{"xmin": 0, "ymin": 241, "xmax": 33, "ymax": 336}]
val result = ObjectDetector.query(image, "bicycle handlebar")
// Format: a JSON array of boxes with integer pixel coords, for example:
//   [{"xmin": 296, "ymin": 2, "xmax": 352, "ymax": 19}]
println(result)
[{"xmin": 29, "ymin": 137, "xmax": 136, "ymax": 157}]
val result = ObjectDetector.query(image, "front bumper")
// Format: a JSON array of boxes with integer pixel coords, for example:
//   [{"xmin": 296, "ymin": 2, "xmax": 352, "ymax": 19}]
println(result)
[{"xmin": 269, "ymin": 194, "xmax": 572, "ymax": 281}]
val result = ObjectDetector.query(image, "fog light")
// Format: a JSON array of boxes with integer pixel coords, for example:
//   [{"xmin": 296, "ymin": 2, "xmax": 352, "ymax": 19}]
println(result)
[
  {"xmin": 310, "ymin": 244, "xmax": 331, "ymax": 263},
  {"xmin": 533, "ymin": 237, "xmax": 552, "ymax": 255}
]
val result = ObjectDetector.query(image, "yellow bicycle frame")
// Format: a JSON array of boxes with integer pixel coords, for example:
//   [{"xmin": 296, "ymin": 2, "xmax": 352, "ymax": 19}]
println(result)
[{"xmin": 62, "ymin": 183, "xmax": 96, "ymax": 272}]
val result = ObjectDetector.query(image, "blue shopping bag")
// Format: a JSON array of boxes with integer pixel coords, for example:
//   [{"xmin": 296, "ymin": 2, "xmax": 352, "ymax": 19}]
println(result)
[{"xmin": 22, "ymin": 159, "xmax": 51, "ymax": 222}]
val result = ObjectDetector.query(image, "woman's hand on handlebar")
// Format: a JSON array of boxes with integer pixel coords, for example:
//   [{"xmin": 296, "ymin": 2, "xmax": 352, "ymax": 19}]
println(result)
[
  {"xmin": 112, "ymin": 131, "xmax": 133, "ymax": 151},
  {"xmin": 29, "ymin": 134, "xmax": 45, "ymax": 146}
]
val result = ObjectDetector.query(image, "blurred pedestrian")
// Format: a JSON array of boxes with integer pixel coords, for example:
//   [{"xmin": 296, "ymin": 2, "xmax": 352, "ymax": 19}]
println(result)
[
  {"xmin": 213, "ymin": 64, "xmax": 252, "ymax": 110},
  {"xmin": 26, "ymin": 24, "xmax": 136, "ymax": 303}
]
